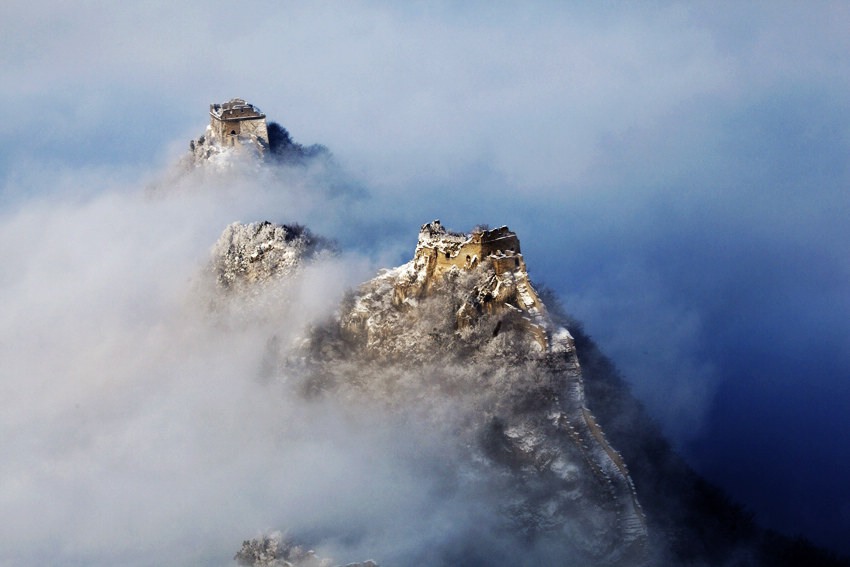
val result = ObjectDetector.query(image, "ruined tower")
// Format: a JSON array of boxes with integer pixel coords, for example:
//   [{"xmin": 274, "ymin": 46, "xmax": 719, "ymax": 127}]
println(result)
[
  {"xmin": 208, "ymin": 98, "xmax": 269, "ymax": 152},
  {"xmin": 416, "ymin": 220, "xmax": 526, "ymax": 280}
]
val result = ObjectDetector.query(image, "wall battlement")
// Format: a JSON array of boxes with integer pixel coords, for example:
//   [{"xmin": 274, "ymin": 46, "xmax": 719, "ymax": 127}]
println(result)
[
  {"xmin": 407, "ymin": 220, "xmax": 555, "ymax": 348},
  {"xmin": 416, "ymin": 220, "xmax": 525, "ymax": 278},
  {"xmin": 209, "ymin": 98, "xmax": 265, "ymax": 121}
]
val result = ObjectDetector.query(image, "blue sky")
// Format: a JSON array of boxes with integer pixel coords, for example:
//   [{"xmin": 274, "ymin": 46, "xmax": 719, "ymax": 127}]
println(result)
[{"xmin": 2, "ymin": 0, "xmax": 850, "ymax": 558}]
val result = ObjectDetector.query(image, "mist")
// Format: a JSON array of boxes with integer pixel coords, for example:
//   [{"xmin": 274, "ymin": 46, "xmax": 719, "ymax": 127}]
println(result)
[
  {"xmin": 3, "ymin": 0, "xmax": 850, "ymax": 560},
  {"xmin": 0, "ymin": 166, "xmax": 480, "ymax": 565},
  {"xmin": 0, "ymin": 163, "xmax": 594, "ymax": 566}
]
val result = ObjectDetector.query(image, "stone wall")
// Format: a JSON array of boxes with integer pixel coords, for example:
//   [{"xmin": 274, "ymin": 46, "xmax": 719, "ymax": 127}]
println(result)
[
  {"xmin": 409, "ymin": 221, "xmax": 548, "ymax": 346},
  {"xmin": 208, "ymin": 99, "xmax": 269, "ymax": 151},
  {"xmin": 210, "ymin": 116, "xmax": 269, "ymax": 148},
  {"xmin": 417, "ymin": 222, "xmax": 525, "ymax": 281}
]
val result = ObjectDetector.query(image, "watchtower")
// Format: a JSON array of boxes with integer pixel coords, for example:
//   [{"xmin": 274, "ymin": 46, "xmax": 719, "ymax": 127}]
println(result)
[
  {"xmin": 209, "ymin": 98, "xmax": 269, "ymax": 151},
  {"xmin": 416, "ymin": 220, "xmax": 525, "ymax": 278}
]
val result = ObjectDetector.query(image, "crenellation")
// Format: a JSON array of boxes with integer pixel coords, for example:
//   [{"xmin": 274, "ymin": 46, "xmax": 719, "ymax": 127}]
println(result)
[
  {"xmin": 415, "ymin": 219, "xmax": 525, "ymax": 281},
  {"xmin": 207, "ymin": 98, "xmax": 269, "ymax": 153}
]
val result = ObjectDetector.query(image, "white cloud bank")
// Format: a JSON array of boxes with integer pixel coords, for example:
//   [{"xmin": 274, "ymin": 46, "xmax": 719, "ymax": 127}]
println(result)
[
  {"xmin": 3, "ymin": 0, "xmax": 850, "ymax": 556},
  {"xmin": 0, "ymin": 167, "xmax": 382, "ymax": 565}
]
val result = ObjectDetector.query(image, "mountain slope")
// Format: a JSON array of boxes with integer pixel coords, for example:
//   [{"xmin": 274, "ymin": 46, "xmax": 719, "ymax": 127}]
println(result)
[
  {"xmin": 214, "ymin": 216, "xmax": 850, "ymax": 566},
  {"xmin": 188, "ymin": 106, "xmax": 849, "ymax": 566},
  {"xmin": 550, "ymin": 296, "xmax": 850, "ymax": 567},
  {"xmin": 231, "ymin": 220, "xmax": 649, "ymax": 565}
]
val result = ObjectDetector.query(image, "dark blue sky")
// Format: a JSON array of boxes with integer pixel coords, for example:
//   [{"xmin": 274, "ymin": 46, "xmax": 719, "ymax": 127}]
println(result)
[{"xmin": 2, "ymin": 0, "xmax": 849, "ymax": 557}]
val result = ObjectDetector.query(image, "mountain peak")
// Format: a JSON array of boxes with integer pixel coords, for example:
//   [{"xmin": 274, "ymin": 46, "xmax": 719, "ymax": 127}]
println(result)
[
  {"xmin": 189, "ymin": 98, "xmax": 269, "ymax": 162},
  {"xmin": 187, "ymin": 99, "xmax": 328, "ymax": 167},
  {"xmin": 292, "ymin": 219, "xmax": 649, "ymax": 564},
  {"xmin": 390, "ymin": 220, "xmax": 563, "ymax": 353}
]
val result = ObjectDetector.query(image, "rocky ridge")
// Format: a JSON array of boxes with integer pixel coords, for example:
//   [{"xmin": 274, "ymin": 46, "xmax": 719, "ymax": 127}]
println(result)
[
  {"xmin": 221, "ymin": 219, "xmax": 648, "ymax": 565},
  {"xmin": 190, "ymin": 100, "xmax": 850, "ymax": 567}
]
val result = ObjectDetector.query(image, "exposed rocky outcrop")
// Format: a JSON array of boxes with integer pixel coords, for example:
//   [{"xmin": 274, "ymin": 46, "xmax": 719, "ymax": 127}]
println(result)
[
  {"xmin": 265, "ymin": 221, "xmax": 648, "ymax": 565},
  {"xmin": 235, "ymin": 533, "xmax": 377, "ymax": 567},
  {"xmin": 184, "ymin": 103, "xmax": 849, "ymax": 566},
  {"xmin": 215, "ymin": 214, "xmax": 850, "ymax": 565},
  {"xmin": 211, "ymin": 221, "xmax": 334, "ymax": 294},
  {"xmin": 185, "ymin": 99, "xmax": 329, "ymax": 169}
]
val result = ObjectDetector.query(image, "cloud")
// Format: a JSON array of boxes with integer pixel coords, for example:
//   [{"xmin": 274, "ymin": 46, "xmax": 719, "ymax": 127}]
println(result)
[
  {"xmin": 0, "ymin": 163, "xmax": 579, "ymax": 566},
  {"xmin": 3, "ymin": 0, "xmax": 850, "ymax": 557},
  {"xmin": 0, "ymin": 164, "xmax": 377, "ymax": 564}
]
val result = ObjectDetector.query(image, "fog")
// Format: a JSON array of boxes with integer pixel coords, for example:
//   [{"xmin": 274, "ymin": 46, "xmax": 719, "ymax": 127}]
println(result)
[
  {"xmin": 0, "ymin": 162, "xmax": 615, "ymax": 565},
  {"xmin": 3, "ymin": 0, "xmax": 850, "ymax": 559},
  {"xmin": 0, "ymin": 164, "xmax": 494, "ymax": 565}
]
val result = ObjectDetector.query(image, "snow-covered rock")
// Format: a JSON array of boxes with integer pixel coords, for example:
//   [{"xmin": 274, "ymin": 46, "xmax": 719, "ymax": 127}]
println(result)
[
  {"xmin": 234, "ymin": 533, "xmax": 377, "ymax": 567},
  {"xmin": 281, "ymin": 221, "xmax": 648, "ymax": 565},
  {"xmin": 208, "ymin": 217, "xmax": 647, "ymax": 565},
  {"xmin": 210, "ymin": 221, "xmax": 334, "ymax": 294}
]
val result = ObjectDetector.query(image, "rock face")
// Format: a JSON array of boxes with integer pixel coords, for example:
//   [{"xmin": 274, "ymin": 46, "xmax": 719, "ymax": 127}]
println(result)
[
  {"xmin": 234, "ymin": 533, "xmax": 378, "ymax": 567},
  {"xmin": 211, "ymin": 221, "xmax": 333, "ymax": 294},
  {"xmin": 281, "ymin": 221, "xmax": 648, "ymax": 565},
  {"xmin": 206, "ymin": 212, "xmax": 649, "ymax": 563}
]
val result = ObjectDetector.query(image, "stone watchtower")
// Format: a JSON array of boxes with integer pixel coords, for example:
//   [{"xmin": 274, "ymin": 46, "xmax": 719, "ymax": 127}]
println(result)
[{"xmin": 209, "ymin": 98, "xmax": 269, "ymax": 151}]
